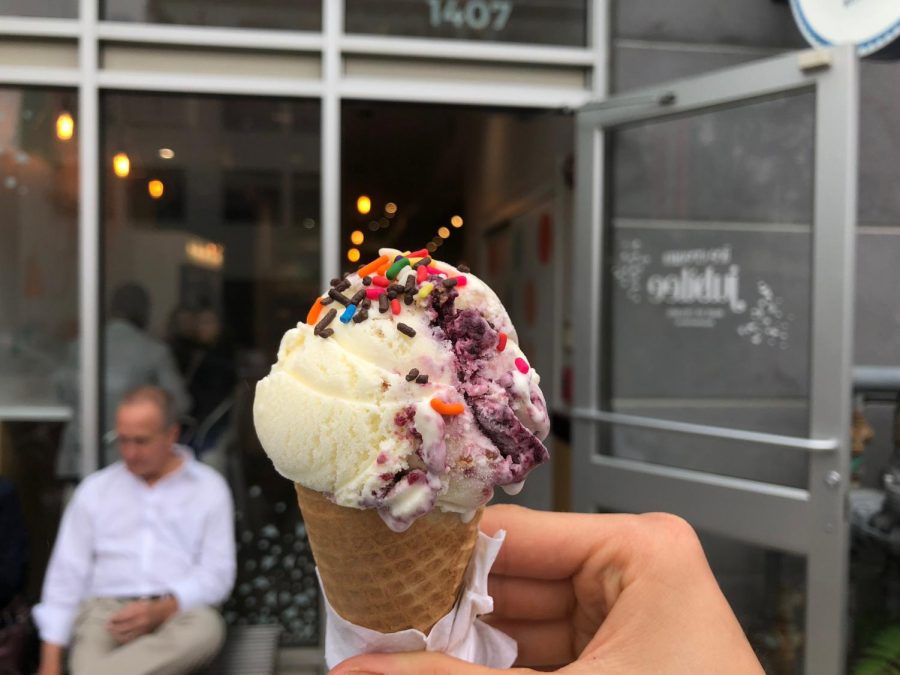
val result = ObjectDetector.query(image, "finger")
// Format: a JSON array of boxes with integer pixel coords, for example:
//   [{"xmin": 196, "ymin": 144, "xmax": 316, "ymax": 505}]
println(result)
[
  {"xmin": 488, "ymin": 575, "xmax": 574, "ymax": 620},
  {"xmin": 329, "ymin": 651, "xmax": 538, "ymax": 674},
  {"xmin": 112, "ymin": 616, "xmax": 141, "ymax": 634},
  {"xmin": 108, "ymin": 606, "xmax": 138, "ymax": 624},
  {"xmin": 483, "ymin": 616, "xmax": 576, "ymax": 667},
  {"xmin": 482, "ymin": 504, "xmax": 638, "ymax": 580}
]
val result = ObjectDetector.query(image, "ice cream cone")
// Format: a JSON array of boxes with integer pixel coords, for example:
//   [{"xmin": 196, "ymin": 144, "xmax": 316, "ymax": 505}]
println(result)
[{"xmin": 295, "ymin": 483, "xmax": 482, "ymax": 634}]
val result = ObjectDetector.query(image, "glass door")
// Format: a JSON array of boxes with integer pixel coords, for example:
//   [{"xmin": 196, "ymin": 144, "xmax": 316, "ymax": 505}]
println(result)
[{"xmin": 572, "ymin": 47, "xmax": 857, "ymax": 675}]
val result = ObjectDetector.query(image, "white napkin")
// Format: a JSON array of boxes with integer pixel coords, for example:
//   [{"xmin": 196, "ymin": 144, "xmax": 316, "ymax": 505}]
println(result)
[{"xmin": 321, "ymin": 530, "xmax": 518, "ymax": 669}]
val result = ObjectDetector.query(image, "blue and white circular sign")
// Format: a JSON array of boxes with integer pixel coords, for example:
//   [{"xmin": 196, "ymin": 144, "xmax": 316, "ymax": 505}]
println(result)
[{"xmin": 790, "ymin": 0, "xmax": 900, "ymax": 56}]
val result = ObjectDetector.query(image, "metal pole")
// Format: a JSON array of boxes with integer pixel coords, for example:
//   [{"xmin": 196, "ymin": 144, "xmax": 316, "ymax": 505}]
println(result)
[
  {"xmin": 77, "ymin": 0, "xmax": 99, "ymax": 477},
  {"xmin": 320, "ymin": 0, "xmax": 342, "ymax": 289}
]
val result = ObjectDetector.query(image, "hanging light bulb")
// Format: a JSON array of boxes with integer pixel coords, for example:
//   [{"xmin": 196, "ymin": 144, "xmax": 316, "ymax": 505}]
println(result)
[
  {"xmin": 148, "ymin": 179, "xmax": 164, "ymax": 199},
  {"xmin": 113, "ymin": 152, "xmax": 130, "ymax": 178},
  {"xmin": 56, "ymin": 112, "xmax": 74, "ymax": 141}
]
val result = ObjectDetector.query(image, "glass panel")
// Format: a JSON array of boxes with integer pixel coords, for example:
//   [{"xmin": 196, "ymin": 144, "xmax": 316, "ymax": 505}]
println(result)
[
  {"xmin": 601, "ymin": 91, "xmax": 815, "ymax": 484},
  {"xmin": 101, "ymin": 92, "xmax": 321, "ymax": 645},
  {"xmin": 0, "ymin": 0, "xmax": 77, "ymax": 19},
  {"xmin": 101, "ymin": 0, "xmax": 320, "ymax": 31},
  {"xmin": 697, "ymin": 529, "xmax": 807, "ymax": 674},
  {"xmin": 345, "ymin": 0, "xmax": 587, "ymax": 47},
  {"xmin": 0, "ymin": 87, "xmax": 78, "ymax": 619}
]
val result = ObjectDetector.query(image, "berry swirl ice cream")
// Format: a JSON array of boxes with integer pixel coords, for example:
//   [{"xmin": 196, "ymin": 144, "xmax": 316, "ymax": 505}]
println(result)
[{"xmin": 253, "ymin": 248, "xmax": 550, "ymax": 532}]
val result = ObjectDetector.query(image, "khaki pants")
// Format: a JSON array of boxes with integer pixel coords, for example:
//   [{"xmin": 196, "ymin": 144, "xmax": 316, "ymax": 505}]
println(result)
[{"xmin": 69, "ymin": 598, "xmax": 225, "ymax": 675}]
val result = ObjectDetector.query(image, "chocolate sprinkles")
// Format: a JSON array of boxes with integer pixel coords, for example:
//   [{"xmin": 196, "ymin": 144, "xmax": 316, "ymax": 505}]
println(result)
[
  {"xmin": 320, "ymin": 296, "xmax": 334, "ymax": 305},
  {"xmin": 458, "ymin": 263, "xmax": 470, "ymax": 273},
  {"xmin": 352, "ymin": 309, "xmax": 369, "ymax": 323},
  {"xmin": 405, "ymin": 368, "xmax": 419, "ymax": 382},
  {"xmin": 412, "ymin": 257, "xmax": 432, "ymax": 269},
  {"xmin": 397, "ymin": 323, "xmax": 416, "ymax": 337},
  {"xmin": 334, "ymin": 278, "xmax": 351, "ymax": 292},
  {"xmin": 362, "ymin": 276, "xmax": 372, "ymax": 286},
  {"xmin": 442, "ymin": 277, "xmax": 458, "ymax": 288},
  {"xmin": 349, "ymin": 289, "xmax": 366, "ymax": 306},
  {"xmin": 415, "ymin": 373, "xmax": 429, "ymax": 384},
  {"xmin": 378, "ymin": 294, "xmax": 389, "ymax": 313},
  {"xmin": 314, "ymin": 308, "xmax": 337, "ymax": 335},
  {"xmin": 328, "ymin": 288, "xmax": 351, "ymax": 305},
  {"xmin": 404, "ymin": 276, "xmax": 416, "ymax": 292},
  {"xmin": 317, "ymin": 327, "xmax": 334, "ymax": 339}
]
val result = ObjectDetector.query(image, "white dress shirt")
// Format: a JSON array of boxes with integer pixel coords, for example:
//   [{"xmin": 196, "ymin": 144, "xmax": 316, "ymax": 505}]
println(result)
[{"xmin": 34, "ymin": 446, "xmax": 236, "ymax": 646}]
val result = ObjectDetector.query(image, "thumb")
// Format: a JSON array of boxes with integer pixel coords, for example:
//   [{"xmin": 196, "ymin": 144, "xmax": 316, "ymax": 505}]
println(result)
[{"xmin": 328, "ymin": 651, "xmax": 539, "ymax": 675}]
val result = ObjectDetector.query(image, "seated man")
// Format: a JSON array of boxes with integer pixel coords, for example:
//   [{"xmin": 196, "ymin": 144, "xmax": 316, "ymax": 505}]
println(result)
[{"xmin": 34, "ymin": 386, "xmax": 236, "ymax": 675}]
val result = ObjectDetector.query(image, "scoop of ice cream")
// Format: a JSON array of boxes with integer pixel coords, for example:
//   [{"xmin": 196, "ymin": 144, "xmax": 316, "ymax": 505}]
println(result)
[{"xmin": 253, "ymin": 248, "xmax": 550, "ymax": 531}]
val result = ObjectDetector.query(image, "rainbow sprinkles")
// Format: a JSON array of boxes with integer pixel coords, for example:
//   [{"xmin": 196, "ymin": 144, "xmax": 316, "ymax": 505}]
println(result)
[{"xmin": 304, "ymin": 247, "xmax": 530, "ymax": 419}]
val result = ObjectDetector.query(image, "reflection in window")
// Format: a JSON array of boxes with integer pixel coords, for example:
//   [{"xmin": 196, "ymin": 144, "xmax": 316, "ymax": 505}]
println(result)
[
  {"xmin": 0, "ymin": 86, "xmax": 78, "ymax": 605},
  {"xmin": 346, "ymin": 0, "xmax": 587, "ymax": 46},
  {"xmin": 102, "ymin": 92, "xmax": 321, "ymax": 645},
  {"xmin": 101, "ymin": 0, "xmax": 321, "ymax": 31}
]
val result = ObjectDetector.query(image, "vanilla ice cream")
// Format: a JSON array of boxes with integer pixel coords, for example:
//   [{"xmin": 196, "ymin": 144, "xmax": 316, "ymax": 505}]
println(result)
[{"xmin": 253, "ymin": 248, "xmax": 550, "ymax": 531}]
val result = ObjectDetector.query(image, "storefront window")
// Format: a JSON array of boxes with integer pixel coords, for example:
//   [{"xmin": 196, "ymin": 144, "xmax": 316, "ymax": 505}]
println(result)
[
  {"xmin": 101, "ymin": 92, "xmax": 322, "ymax": 645},
  {"xmin": 0, "ymin": 0, "xmax": 77, "ymax": 19},
  {"xmin": 345, "ymin": 0, "xmax": 588, "ymax": 47},
  {"xmin": 101, "ymin": 0, "xmax": 321, "ymax": 32},
  {"xmin": 0, "ymin": 86, "xmax": 79, "ymax": 605}
]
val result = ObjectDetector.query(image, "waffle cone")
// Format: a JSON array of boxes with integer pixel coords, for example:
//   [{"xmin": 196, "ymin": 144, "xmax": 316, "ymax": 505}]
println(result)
[{"xmin": 295, "ymin": 484, "xmax": 482, "ymax": 634}]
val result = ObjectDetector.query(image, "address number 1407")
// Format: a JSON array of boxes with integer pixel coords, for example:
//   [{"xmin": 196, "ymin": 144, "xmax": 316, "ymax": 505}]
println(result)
[{"xmin": 426, "ymin": 0, "xmax": 513, "ymax": 32}]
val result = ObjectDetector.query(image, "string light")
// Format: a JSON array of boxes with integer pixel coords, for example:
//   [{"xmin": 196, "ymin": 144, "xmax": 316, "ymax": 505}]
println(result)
[
  {"xmin": 385, "ymin": 202, "xmax": 397, "ymax": 215},
  {"xmin": 56, "ymin": 112, "xmax": 74, "ymax": 141},
  {"xmin": 148, "ymin": 179, "xmax": 164, "ymax": 198},
  {"xmin": 437, "ymin": 226, "xmax": 450, "ymax": 239},
  {"xmin": 112, "ymin": 152, "xmax": 130, "ymax": 178},
  {"xmin": 356, "ymin": 195, "xmax": 371, "ymax": 215},
  {"xmin": 350, "ymin": 230, "xmax": 364, "ymax": 245},
  {"xmin": 451, "ymin": 215, "xmax": 463, "ymax": 228},
  {"xmin": 158, "ymin": 148, "xmax": 175, "ymax": 159},
  {"xmin": 347, "ymin": 248, "xmax": 361, "ymax": 262}
]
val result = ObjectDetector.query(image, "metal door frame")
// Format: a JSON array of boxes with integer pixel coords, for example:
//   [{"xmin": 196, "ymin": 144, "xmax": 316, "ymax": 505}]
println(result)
[{"xmin": 572, "ymin": 46, "xmax": 857, "ymax": 675}]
